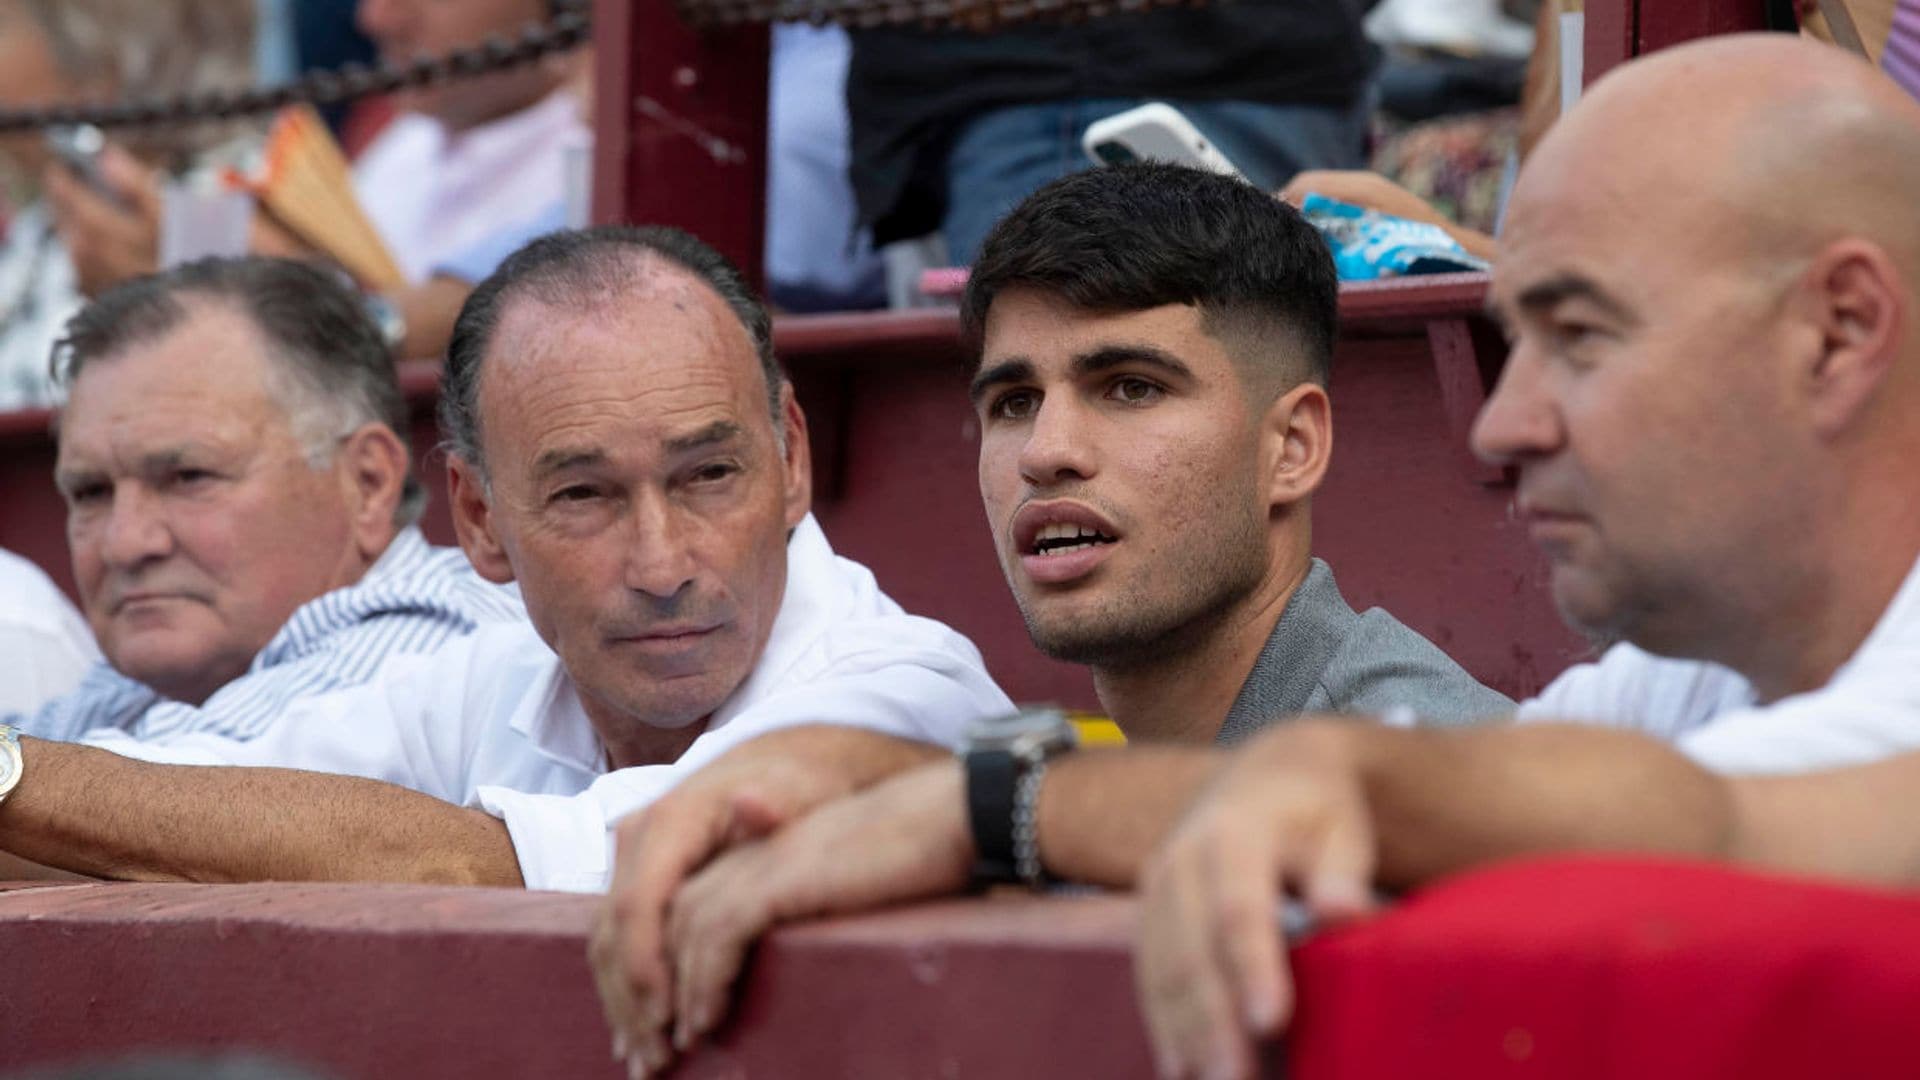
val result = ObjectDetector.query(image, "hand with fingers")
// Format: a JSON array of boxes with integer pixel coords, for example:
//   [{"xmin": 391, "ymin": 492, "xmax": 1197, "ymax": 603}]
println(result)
[
  {"xmin": 650, "ymin": 761, "xmax": 978, "ymax": 1070},
  {"xmin": 1133, "ymin": 721, "xmax": 1380, "ymax": 1080},
  {"xmin": 42, "ymin": 142, "xmax": 164, "ymax": 298},
  {"xmin": 588, "ymin": 727, "xmax": 945, "ymax": 1079}
]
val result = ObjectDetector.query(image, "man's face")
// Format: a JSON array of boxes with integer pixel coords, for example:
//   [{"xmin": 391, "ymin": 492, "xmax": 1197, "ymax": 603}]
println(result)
[
  {"xmin": 1474, "ymin": 154, "xmax": 1809, "ymax": 656},
  {"xmin": 458, "ymin": 264, "xmax": 808, "ymax": 732},
  {"xmin": 355, "ymin": 0, "xmax": 556, "ymax": 130},
  {"xmin": 56, "ymin": 305, "xmax": 365, "ymax": 704},
  {"xmin": 972, "ymin": 289, "xmax": 1273, "ymax": 664}
]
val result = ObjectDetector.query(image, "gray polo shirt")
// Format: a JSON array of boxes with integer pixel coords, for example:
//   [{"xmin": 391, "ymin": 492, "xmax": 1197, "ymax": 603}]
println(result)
[{"xmin": 1215, "ymin": 559, "xmax": 1514, "ymax": 745}]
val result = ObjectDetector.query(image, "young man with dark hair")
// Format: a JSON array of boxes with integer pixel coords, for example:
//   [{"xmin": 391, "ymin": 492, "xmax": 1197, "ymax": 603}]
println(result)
[
  {"xmin": 591, "ymin": 164, "xmax": 1509, "ymax": 1074},
  {"xmin": 958, "ymin": 163, "xmax": 1505, "ymax": 744}
]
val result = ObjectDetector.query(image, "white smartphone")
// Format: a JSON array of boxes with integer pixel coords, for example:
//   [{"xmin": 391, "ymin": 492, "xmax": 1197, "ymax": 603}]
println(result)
[{"xmin": 1081, "ymin": 103, "xmax": 1249, "ymax": 182}]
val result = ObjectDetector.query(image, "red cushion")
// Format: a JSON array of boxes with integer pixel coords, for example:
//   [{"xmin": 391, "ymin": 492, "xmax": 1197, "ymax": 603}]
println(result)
[{"xmin": 1288, "ymin": 856, "xmax": 1920, "ymax": 1078}]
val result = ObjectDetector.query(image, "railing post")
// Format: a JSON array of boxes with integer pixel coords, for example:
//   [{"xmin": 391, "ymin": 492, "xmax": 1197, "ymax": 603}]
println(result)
[{"xmin": 590, "ymin": 0, "xmax": 769, "ymax": 288}]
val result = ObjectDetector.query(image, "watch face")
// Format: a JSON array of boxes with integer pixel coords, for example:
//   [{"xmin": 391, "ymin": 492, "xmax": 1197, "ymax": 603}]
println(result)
[
  {"xmin": 0, "ymin": 741, "xmax": 18, "ymax": 795},
  {"xmin": 966, "ymin": 707, "xmax": 1075, "ymax": 754}
]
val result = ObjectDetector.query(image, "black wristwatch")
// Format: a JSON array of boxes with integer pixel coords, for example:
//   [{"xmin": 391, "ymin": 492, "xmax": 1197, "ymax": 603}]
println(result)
[{"xmin": 963, "ymin": 706, "xmax": 1077, "ymax": 890}]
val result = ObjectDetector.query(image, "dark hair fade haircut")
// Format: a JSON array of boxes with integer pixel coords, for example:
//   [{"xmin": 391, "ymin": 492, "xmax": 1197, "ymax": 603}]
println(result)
[
  {"xmin": 52, "ymin": 255, "xmax": 424, "ymax": 525},
  {"xmin": 961, "ymin": 162, "xmax": 1339, "ymax": 388},
  {"xmin": 440, "ymin": 224, "xmax": 782, "ymax": 477}
]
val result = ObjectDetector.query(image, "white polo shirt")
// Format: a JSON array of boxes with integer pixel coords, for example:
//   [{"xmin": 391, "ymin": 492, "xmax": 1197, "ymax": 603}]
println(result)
[
  {"xmin": 1517, "ymin": 551, "xmax": 1920, "ymax": 774},
  {"xmin": 83, "ymin": 517, "xmax": 1013, "ymax": 891},
  {"xmin": 0, "ymin": 548, "xmax": 99, "ymax": 715}
]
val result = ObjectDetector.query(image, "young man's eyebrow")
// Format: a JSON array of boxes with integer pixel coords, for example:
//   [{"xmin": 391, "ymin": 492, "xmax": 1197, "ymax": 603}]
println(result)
[
  {"xmin": 1070, "ymin": 344, "xmax": 1196, "ymax": 382},
  {"xmin": 969, "ymin": 357, "xmax": 1035, "ymax": 405}
]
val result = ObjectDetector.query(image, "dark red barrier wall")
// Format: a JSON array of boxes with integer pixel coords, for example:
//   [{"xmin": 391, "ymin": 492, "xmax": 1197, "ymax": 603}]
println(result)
[
  {"xmin": 10, "ymin": 858, "xmax": 1920, "ymax": 1079},
  {"xmin": 0, "ymin": 276, "xmax": 1584, "ymax": 709}
]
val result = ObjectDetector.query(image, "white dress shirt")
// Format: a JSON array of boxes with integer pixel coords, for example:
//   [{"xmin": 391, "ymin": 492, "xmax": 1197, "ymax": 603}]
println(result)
[
  {"xmin": 1518, "ymin": 551, "xmax": 1920, "ymax": 774},
  {"xmin": 353, "ymin": 91, "xmax": 588, "ymax": 284},
  {"xmin": 0, "ymin": 548, "xmax": 99, "ymax": 716},
  {"xmin": 84, "ymin": 517, "xmax": 1013, "ymax": 892},
  {"xmin": 13, "ymin": 528, "xmax": 524, "ymax": 742}
]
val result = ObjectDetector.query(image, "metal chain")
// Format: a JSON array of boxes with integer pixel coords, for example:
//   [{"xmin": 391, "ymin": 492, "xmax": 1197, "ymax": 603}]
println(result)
[
  {"xmin": 673, "ymin": 0, "xmax": 1203, "ymax": 32},
  {"xmin": 0, "ymin": 0, "xmax": 1202, "ymax": 134},
  {"xmin": 0, "ymin": 2, "xmax": 591, "ymax": 134}
]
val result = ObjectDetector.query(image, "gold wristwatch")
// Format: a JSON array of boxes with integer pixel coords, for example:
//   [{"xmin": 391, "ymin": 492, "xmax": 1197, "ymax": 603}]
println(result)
[{"xmin": 0, "ymin": 724, "xmax": 23, "ymax": 808}]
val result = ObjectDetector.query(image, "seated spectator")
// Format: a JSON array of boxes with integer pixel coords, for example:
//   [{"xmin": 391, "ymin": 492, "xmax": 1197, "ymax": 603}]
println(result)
[
  {"xmin": 44, "ymin": 1, "xmax": 588, "ymax": 360},
  {"xmin": 8, "ymin": 256, "xmax": 521, "ymax": 745},
  {"xmin": 350, "ymin": 0, "xmax": 587, "ymax": 284},
  {"xmin": 0, "ymin": 226, "xmax": 1010, "ymax": 892},
  {"xmin": 589, "ymin": 163, "xmax": 1512, "ymax": 1075},
  {"xmin": 0, "ymin": 548, "xmax": 97, "ymax": 715},
  {"xmin": 845, "ymin": 0, "xmax": 1375, "ymax": 266},
  {"xmin": 591, "ymin": 34, "xmax": 1920, "ymax": 1080},
  {"xmin": 0, "ymin": 0, "xmax": 256, "ymax": 409}
]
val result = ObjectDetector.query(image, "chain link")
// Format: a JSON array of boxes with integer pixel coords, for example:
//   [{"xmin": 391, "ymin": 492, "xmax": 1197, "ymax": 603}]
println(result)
[
  {"xmin": 0, "ymin": 2, "xmax": 591, "ymax": 134},
  {"xmin": 0, "ymin": 0, "xmax": 1202, "ymax": 133},
  {"xmin": 673, "ymin": 0, "xmax": 1203, "ymax": 32}
]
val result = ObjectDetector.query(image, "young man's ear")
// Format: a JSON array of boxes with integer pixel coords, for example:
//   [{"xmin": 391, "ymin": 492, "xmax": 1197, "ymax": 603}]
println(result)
[
  {"xmin": 335, "ymin": 423, "xmax": 410, "ymax": 560},
  {"xmin": 1797, "ymin": 238, "xmax": 1905, "ymax": 439},
  {"xmin": 448, "ymin": 455, "xmax": 515, "ymax": 584},
  {"xmin": 778, "ymin": 382, "xmax": 813, "ymax": 529},
  {"xmin": 1262, "ymin": 382, "xmax": 1333, "ymax": 510}
]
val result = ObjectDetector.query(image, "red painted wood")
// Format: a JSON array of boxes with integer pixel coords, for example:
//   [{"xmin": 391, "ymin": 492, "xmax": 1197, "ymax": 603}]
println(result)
[
  {"xmin": 591, "ymin": 0, "xmax": 769, "ymax": 288},
  {"xmin": 1636, "ymin": 0, "xmax": 1771, "ymax": 53},
  {"xmin": 9, "ymin": 860, "xmax": 1920, "ymax": 1078},
  {"xmin": 1585, "ymin": 0, "xmax": 1773, "ymax": 87},
  {"xmin": 1425, "ymin": 318, "xmax": 1507, "ymax": 486}
]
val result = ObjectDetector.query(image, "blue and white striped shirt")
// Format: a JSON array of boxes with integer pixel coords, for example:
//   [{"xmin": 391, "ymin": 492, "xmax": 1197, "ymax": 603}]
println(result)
[{"xmin": 10, "ymin": 527, "xmax": 525, "ymax": 745}]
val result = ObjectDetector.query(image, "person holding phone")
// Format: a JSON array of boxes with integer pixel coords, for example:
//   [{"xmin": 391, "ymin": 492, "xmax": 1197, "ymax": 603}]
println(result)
[{"xmin": 0, "ymin": 0, "xmax": 257, "ymax": 412}]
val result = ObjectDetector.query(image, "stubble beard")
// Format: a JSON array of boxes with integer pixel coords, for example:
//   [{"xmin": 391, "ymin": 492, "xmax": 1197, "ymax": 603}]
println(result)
[{"xmin": 1015, "ymin": 511, "xmax": 1270, "ymax": 670}]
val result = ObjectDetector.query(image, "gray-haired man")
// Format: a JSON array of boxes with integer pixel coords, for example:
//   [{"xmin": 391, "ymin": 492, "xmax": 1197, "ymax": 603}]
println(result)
[{"xmin": 11, "ymin": 255, "xmax": 522, "ymax": 746}]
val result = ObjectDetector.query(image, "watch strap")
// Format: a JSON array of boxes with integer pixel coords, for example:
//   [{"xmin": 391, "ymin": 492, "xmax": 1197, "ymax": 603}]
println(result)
[{"xmin": 965, "ymin": 747, "xmax": 1021, "ymax": 887}]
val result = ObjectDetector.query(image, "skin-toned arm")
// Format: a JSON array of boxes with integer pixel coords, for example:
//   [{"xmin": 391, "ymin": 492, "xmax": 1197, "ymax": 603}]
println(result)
[
  {"xmin": 1276, "ymin": 170, "xmax": 1501, "ymax": 263},
  {"xmin": 590, "ymin": 725, "xmax": 947, "ymax": 1075},
  {"xmin": 621, "ymin": 746, "xmax": 1221, "ymax": 1077},
  {"xmin": 0, "ymin": 737, "xmax": 523, "ymax": 886}
]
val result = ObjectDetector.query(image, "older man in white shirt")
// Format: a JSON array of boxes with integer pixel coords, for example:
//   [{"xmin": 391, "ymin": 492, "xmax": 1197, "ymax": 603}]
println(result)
[{"xmin": 0, "ymin": 225, "xmax": 1008, "ymax": 890}]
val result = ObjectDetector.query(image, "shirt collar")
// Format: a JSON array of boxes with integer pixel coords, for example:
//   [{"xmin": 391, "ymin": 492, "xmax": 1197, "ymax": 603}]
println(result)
[
  {"xmin": 509, "ymin": 629, "xmax": 604, "ymax": 775},
  {"xmin": 1216, "ymin": 558, "xmax": 1355, "ymax": 745}
]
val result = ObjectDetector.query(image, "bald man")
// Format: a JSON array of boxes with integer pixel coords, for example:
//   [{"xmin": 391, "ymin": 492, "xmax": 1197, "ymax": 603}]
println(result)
[{"xmin": 626, "ymin": 33, "xmax": 1920, "ymax": 1080}]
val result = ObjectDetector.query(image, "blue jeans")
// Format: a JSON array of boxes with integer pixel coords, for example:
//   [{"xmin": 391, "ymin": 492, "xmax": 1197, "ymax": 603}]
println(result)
[{"xmin": 941, "ymin": 96, "xmax": 1371, "ymax": 266}]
